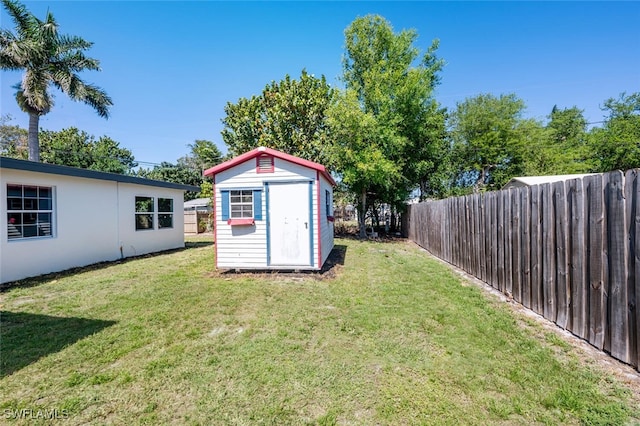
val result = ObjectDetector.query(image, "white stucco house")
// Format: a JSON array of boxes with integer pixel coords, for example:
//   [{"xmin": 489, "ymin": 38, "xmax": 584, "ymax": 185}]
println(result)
[
  {"xmin": 204, "ymin": 147, "xmax": 335, "ymax": 271},
  {"xmin": 1, "ymin": 157, "xmax": 199, "ymax": 284}
]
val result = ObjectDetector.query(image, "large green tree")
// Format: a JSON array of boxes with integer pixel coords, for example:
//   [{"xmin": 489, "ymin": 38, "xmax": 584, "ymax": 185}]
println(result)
[
  {"xmin": 543, "ymin": 106, "xmax": 591, "ymax": 173},
  {"xmin": 136, "ymin": 162, "xmax": 201, "ymax": 201},
  {"xmin": 222, "ymin": 70, "xmax": 335, "ymax": 165},
  {"xmin": 0, "ymin": 0, "xmax": 112, "ymax": 162},
  {"xmin": 38, "ymin": 127, "xmax": 136, "ymax": 173},
  {"xmin": 333, "ymin": 14, "xmax": 445, "ymax": 234},
  {"xmin": 449, "ymin": 93, "xmax": 528, "ymax": 192},
  {"xmin": 589, "ymin": 92, "xmax": 640, "ymax": 172}
]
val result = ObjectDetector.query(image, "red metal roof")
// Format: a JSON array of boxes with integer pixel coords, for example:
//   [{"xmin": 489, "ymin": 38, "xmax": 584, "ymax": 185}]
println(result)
[{"xmin": 204, "ymin": 147, "xmax": 336, "ymax": 185}]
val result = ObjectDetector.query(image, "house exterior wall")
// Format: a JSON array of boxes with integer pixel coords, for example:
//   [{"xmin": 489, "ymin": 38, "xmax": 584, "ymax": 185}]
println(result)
[
  {"xmin": 116, "ymin": 183, "xmax": 186, "ymax": 258},
  {"xmin": 1, "ymin": 168, "xmax": 186, "ymax": 283},
  {"xmin": 214, "ymin": 156, "xmax": 331, "ymax": 270}
]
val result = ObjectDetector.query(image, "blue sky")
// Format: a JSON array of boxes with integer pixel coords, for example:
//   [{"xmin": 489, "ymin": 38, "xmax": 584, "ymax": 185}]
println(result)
[{"xmin": 1, "ymin": 1, "xmax": 639, "ymax": 167}]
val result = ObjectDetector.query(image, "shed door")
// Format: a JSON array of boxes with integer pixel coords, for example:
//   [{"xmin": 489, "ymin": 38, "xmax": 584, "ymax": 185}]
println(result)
[{"xmin": 268, "ymin": 181, "xmax": 312, "ymax": 266}]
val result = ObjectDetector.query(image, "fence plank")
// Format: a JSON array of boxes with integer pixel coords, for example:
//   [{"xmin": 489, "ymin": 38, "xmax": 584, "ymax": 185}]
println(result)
[
  {"xmin": 497, "ymin": 192, "xmax": 505, "ymax": 292},
  {"xmin": 512, "ymin": 188, "xmax": 522, "ymax": 302},
  {"xmin": 521, "ymin": 187, "xmax": 532, "ymax": 309},
  {"xmin": 475, "ymin": 194, "xmax": 483, "ymax": 280},
  {"xmin": 634, "ymin": 170, "xmax": 640, "ymax": 369},
  {"xmin": 568, "ymin": 178, "xmax": 587, "ymax": 338},
  {"xmin": 479, "ymin": 194, "xmax": 487, "ymax": 283},
  {"xmin": 625, "ymin": 169, "xmax": 638, "ymax": 368},
  {"xmin": 504, "ymin": 190, "xmax": 513, "ymax": 296},
  {"xmin": 530, "ymin": 185, "xmax": 542, "ymax": 314},
  {"xmin": 490, "ymin": 193, "xmax": 499, "ymax": 288},
  {"xmin": 542, "ymin": 183, "xmax": 557, "ymax": 322},
  {"xmin": 607, "ymin": 170, "xmax": 630, "ymax": 364},
  {"xmin": 554, "ymin": 181, "xmax": 570, "ymax": 330},
  {"xmin": 586, "ymin": 175, "xmax": 606, "ymax": 349}
]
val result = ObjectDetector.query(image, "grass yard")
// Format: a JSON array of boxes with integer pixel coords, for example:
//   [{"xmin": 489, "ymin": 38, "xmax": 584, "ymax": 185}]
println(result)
[{"xmin": 1, "ymin": 236, "xmax": 638, "ymax": 425}]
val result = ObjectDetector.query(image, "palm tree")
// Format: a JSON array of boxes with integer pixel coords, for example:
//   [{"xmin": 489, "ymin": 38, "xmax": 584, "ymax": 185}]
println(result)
[{"xmin": 0, "ymin": 0, "xmax": 112, "ymax": 161}]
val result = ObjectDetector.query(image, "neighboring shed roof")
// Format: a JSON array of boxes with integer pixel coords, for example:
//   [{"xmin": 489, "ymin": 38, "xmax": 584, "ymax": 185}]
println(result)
[
  {"xmin": 1, "ymin": 157, "xmax": 200, "ymax": 192},
  {"xmin": 184, "ymin": 198, "xmax": 212, "ymax": 209},
  {"xmin": 502, "ymin": 173, "xmax": 599, "ymax": 190},
  {"xmin": 204, "ymin": 147, "xmax": 336, "ymax": 186}
]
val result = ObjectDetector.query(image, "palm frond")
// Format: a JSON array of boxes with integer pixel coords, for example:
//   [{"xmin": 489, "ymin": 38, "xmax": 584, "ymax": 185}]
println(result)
[
  {"xmin": 0, "ymin": 31, "xmax": 43, "ymax": 69},
  {"xmin": 81, "ymin": 84, "xmax": 112, "ymax": 118},
  {"xmin": 50, "ymin": 73, "xmax": 111, "ymax": 118},
  {"xmin": 53, "ymin": 50, "xmax": 101, "ymax": 72},
  {"xmin": 1, "ymin": 0, "xmax": 33, "ymax": 38},
  {"xmin": 57, "ymin": 34, "xmax": 92, "ymax": 51},
  {"xmin": 20, "ymin": 70, "xmax": 53, "ymax": 114}
]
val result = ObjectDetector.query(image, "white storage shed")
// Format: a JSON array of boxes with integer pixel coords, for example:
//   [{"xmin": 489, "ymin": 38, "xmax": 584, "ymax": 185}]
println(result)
[
  {"xmin": 204, "ymin": 147, "xmax": 335, "ymax": 270},
  {"xmin": 1, "ymin": 157, "xmax": 199, "ymax": 284}
]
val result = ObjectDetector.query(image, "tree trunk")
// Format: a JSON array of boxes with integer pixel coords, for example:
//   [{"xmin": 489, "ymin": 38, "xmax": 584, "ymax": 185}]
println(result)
[
  {"xmin": 474, "ymin": 167, "xmax": 487, "ymax": 194},
  {"xmin": 419, "ymin": 179, "xmax": 428, "ymax": 201},
  {"xmin": 28, "ymin": 113, "xmax": 40, "ymax": 162},
  {"xmin": 358, "ymin": 188, "xmax": 367, "ymax": 238}
]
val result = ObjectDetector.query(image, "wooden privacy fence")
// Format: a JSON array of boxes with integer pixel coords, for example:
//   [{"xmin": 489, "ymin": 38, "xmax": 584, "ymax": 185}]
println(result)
[
  {"xmin": 407, "ymin": 169, "xmax": 640, "ymax": 371},
  {"xmin": 184, "ymin": 211, "xmax": 210, "ymax": 234}
]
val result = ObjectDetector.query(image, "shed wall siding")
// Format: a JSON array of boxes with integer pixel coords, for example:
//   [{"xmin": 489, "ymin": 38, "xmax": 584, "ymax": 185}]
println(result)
[
  {"xmin": 215, "ymin": 157, "xmax": 323, "ymax": 269},
  {"xmin": 1, "ymin": 169, "xmax": 186, "ymax": 283},
  {"xmin": 319, "ymin": 175, "xmax": 335, "ymax": 266}
]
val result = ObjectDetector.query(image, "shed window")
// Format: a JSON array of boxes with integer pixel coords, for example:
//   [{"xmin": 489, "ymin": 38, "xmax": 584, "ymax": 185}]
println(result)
[
  {"xmin": 230, "ymin": 190, "xmax": 253, "ymax": 218},
  {"xmin": 135, "ymin": 196, "xmax": 154, "ymax": 230},
  {"xmin": 221, "ymin": 189, "xmax": 262, "ymax": 222},
  {"xmin": 6, "ymin": 184, "xmax": 54, "ymax": 240},
  {"xmin": 325, "ymin": 190, "xmax": 331, "ymax": 216}
]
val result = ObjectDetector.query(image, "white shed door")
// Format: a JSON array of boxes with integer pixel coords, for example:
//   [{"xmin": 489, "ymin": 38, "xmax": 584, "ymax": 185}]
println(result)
[{"xmin": 268, "ymin": 182, "xmax": 311, "ymax": 266}]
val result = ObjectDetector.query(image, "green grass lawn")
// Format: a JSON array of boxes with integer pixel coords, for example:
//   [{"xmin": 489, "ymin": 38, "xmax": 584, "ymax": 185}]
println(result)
[{"xmin": 1, "ymin": 236, "xmax": 638, "ymax": 425}]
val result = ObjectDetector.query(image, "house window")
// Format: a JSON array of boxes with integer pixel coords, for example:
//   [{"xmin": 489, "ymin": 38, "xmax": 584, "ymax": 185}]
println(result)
[
  {"xmin": 135, "ymin": 196, "xmax": 154, "ymax": 230},
  {"xmin": 230, "ymin": 190, "xmax": 253, "ymax": 218},
  {"xmin": 158, "ymin": 198, "xmax": 173, "ymax": 228},
  {"xmin": 6, "ymin": 184, "xmax": 54, "ymax": 240}
]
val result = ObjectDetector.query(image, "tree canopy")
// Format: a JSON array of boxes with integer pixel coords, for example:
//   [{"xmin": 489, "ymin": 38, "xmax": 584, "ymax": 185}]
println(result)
[
  {"xmin": 589, "ymin": 92, "xmax": 640, "ymax": 172},
  {"xmin": 37, "ymin": 127, "xmax": 136, "ymax": 174},
  {"xmin": 222, "ymin": 70, "xmax": 335, "ymax": 166},
  {"xmin": 449, "ymin": 93, "xmax": 528, "ymax": 192}
]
